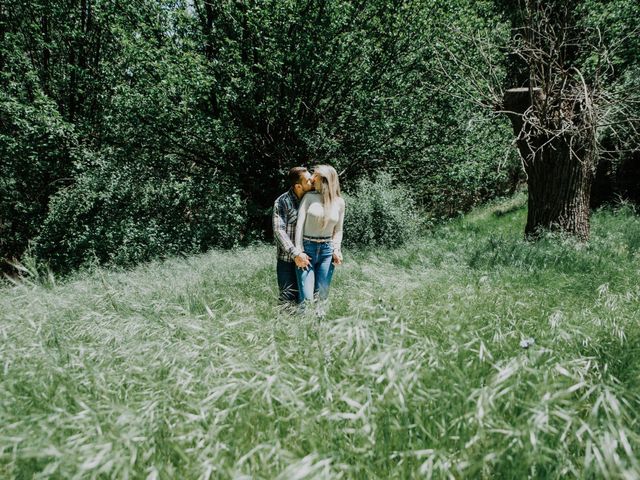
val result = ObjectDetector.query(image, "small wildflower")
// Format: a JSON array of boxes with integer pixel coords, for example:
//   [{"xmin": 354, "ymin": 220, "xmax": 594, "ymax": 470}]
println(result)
[{"xmin": 520, "ymin": 338, "xmax": 535, "ymax": 349}]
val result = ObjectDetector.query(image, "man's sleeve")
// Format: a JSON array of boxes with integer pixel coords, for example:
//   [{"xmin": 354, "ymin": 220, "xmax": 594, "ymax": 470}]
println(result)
[{"xmin": 273, "ymin": 197, "xmax": 302, "ymax": 258}]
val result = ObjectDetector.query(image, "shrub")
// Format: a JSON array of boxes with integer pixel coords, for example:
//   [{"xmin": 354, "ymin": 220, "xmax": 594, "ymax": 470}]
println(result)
[
  {"xmin": 34, "ymin": 158, "xmax": 246, "ymax": 273},
  {"xmin": 0, "ymin": 94, "xmax": 80, "ymax": 267},
  {"xmin": 342, "ymin": 173, "xmax": 421, "ymax": 249}
]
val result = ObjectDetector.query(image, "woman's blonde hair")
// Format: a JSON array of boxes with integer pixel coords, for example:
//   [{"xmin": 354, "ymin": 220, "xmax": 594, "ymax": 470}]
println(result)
[{"xmin": 313, "ymin": 164, "xmax": 341, "ymax": 227}]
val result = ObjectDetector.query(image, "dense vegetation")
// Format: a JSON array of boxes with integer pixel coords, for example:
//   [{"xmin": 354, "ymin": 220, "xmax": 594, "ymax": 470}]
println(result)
[
  {"xmin": 2, "ymin": 0, "xmax": 517, "ymax": 273},
  {"xmin": 2, "ymin": 196, "xmax": 640, "ymax": 478},
  {"xmin": 1, "ymin": 0, "xmax": 638, "ymax": 273}
]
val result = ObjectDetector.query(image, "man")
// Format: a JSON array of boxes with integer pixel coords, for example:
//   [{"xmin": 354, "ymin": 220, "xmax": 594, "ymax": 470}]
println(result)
[{"xmin": 273, "ymin": 167, "xmax": 313, "ymax": 305}]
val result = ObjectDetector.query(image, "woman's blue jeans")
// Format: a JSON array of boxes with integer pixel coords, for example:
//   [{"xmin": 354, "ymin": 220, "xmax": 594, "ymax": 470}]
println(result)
[{"xmin": 296, "ymin": 240, "xmax": 335, "ymax": 304}]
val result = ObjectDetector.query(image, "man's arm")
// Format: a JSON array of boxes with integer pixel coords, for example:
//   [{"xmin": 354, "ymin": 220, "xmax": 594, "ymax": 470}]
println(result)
[{"xmin": 273, "ymin": 197, "xmax": 302, "ymax": 259}]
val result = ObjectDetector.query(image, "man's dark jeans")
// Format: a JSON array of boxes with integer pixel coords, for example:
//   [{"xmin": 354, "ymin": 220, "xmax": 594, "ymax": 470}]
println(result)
[{"xmin": 277, "ymin": 259, "xmax": 300, "ymax": 304}]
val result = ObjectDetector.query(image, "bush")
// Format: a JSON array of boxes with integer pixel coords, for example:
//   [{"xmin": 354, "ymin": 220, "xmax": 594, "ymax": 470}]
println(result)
[
  {"xmin": 0, "ymin": 94, "xmax": 80, "ymax": 267},
  {"xmin": 343, "ymin": 173, "xmax": 421, "ymax": 249},
  {"xmin": 34, "ymin": 158, "xmax": 246, "ymax": 273}
]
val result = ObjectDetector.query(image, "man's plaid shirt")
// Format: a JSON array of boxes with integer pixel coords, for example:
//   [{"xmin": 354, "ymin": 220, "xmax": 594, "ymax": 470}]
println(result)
[{"xmin": 273, "ymin": 188, "xmax": 303, "ymax": 262}]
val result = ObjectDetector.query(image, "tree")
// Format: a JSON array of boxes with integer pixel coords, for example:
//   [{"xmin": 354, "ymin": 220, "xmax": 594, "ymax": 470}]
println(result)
[
  {"xmin": 438, "ymin": 0, "xmax": 638, "ymax": 240},
  {"xmin": 500, "ymin": 0, "xmax": 599, "ymax": 241},
  {"xmin": 0, "ymin": 0, "xmax": 538, "ymax": 272},
  {"xmin": 582, "ymin": 0, "xmax": 640, "ymax": 207}
]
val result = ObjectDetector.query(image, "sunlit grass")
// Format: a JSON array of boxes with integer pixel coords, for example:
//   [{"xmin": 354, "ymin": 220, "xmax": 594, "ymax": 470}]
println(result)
[{"xmin": 1, "ymin": 195, "xmax": 640, "ymax": 479}]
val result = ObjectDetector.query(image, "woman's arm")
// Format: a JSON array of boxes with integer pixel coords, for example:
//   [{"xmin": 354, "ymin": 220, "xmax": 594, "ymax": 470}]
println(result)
[
  {"xmin": 332, "ymin": 198, "xmax": 345, "ymax": 261},
  {"xmin": 294, "ymin": 195, "xmax": 309, "ymax": 254}
]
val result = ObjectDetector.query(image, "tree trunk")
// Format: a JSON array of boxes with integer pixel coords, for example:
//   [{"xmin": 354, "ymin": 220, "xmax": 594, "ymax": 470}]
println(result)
[{"xmin": 504, "ymin": 87, "xmax": 595, "ymax": 241}]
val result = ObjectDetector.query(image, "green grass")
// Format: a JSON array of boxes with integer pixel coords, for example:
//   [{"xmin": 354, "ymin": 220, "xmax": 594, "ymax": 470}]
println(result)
[{"xmin": 2, "ymin": 193, "xmax": 640, "ymax": 479}]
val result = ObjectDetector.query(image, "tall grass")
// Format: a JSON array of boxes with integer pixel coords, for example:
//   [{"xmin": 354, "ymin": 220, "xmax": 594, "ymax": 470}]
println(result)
[{"xmin": 1, "ymin": 194, "xmax": 639, "ymax": 479}]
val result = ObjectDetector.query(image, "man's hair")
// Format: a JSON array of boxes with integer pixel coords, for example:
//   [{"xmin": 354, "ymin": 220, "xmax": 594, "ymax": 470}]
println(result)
[{"xmin": 288, "ymin": 167, "xmax": 308, "ymax": 187}]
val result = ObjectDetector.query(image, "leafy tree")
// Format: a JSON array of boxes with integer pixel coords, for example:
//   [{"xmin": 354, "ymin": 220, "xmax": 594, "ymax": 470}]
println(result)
[
  {"xmin": 0, "ymin": 0, "xmax": 566, "ymax": 272},
  {"xmin": 579, "ymin": 0, "xmax": 640, "ymax": 206},
  {"xmin": 497, "ymin": 0, "xmax": 638, "ymax": 240},
  {"xmin": 0, "ymin": 94, "xmax": 81, "ymax": 264},
  {"xmin": 0, "ymin": 0, "xmax": 119, "ymax": 266}
]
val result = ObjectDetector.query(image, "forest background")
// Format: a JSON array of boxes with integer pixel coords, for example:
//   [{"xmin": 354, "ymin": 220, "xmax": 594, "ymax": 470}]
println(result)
[{"xmin": 1, "ymin": 0, "xmax": 639, "ymax": 275}]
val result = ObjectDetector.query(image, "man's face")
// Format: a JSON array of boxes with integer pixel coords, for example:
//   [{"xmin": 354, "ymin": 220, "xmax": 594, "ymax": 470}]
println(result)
[{"xmin": 299, "ymin": 171, "xmax": 313, "ymax": 193}]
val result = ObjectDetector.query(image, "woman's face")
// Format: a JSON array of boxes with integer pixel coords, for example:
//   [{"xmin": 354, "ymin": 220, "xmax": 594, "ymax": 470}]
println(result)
[{"xmin": 312, "ymin": 173, "xmax": 323, "ymax": 192}]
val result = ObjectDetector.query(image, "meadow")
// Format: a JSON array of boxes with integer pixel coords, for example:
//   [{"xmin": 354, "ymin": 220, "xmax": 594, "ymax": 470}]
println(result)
[{"xmin": 1, "ymin": 194, "xmax": 639, "ymax": 479}]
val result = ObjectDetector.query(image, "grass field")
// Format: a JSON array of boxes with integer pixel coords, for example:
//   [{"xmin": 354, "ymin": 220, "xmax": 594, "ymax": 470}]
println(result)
[{"xmin": 2, "ymin": 194, "xmax": 640, "ymax": 479}]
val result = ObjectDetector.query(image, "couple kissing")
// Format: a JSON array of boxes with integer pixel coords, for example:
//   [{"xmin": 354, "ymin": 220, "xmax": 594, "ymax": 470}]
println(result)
[{"xmin": 272, "ymin": 165, "xmax": 345, "ymax": 315}]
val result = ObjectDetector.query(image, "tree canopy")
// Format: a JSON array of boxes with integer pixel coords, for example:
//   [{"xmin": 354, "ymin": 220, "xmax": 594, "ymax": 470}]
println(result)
[{"xmin": 1, "ymin": 0, "xmax": 637, "ymax": 273}]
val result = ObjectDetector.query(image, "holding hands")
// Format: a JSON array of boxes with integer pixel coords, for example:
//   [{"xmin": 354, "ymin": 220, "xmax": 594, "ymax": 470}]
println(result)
[{"xmin": 294, "ymin": 252, "xmax": 311, "ymax": 269}]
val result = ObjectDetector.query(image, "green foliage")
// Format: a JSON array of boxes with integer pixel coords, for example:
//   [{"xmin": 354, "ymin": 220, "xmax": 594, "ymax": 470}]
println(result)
[
  {"xmin": 343, "ymin": 173, "xmax": 420, "ymax": 248},
  {"xmin": 582, "ymin": 0, "xmax": 640, "ymax": 164},
  {"xmin": 2, "ymin": 198, "xmax": 640, "ymax": 478},
  {"xmin": 34, "ymin": 159, "xmax": 246, "ymax": 273},
  {"xmin": 0, "ymin": 0, "xmax": 522, "ymax": 274},
  {"xmin": 389, "ymin": 0, "xmax": 522, "ymax": 217},
  {"xmin": 0, "ymin": 93, "xmax": 80, "ymax": 265},
  {"xmin": 413, "ymin": 116, "xmax": 522, "ymax": 218},
  {"xmin": 2, "ymin": 0, "xmax": 637, "ymax": 273}
]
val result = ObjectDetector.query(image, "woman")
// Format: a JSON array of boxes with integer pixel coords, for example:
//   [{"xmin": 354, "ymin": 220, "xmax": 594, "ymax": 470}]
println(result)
[{"xmin": 294, "ymin": 165, "xmax": 345, "ymax": 312}]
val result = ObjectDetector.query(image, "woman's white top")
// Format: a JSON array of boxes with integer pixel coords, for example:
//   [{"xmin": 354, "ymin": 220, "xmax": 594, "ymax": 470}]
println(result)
[{"xmin": 295, "ymin": 192, "xmax": 345, "ymax": 257}]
